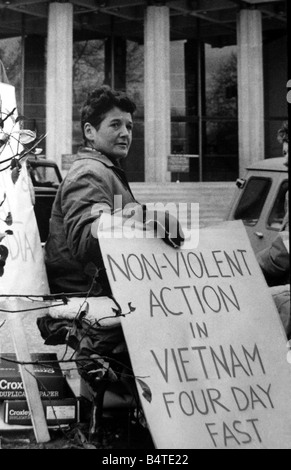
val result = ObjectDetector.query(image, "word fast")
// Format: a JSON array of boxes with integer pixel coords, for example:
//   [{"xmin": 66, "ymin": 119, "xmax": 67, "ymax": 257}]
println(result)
[{"xmin": 206, "ymin": 419, "xmax": 262, "ymax": 448}]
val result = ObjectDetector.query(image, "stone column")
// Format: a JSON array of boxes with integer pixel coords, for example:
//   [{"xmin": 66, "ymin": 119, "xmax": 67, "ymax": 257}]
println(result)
[
  {"xmin": 46, "ymin": 2, "xmax": 73, "ymax": 170},
  {"xmin": 237, "ymin": 9, "xmax": 264, "ymax": 175},
  {"xmin": 144, "ymin": 5, "xmax": 171, "ymax": 182}
]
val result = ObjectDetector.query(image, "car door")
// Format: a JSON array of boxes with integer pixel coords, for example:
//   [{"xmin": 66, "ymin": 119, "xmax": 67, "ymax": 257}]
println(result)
[
  {"xmin": 28, "ymin": 159, "xmax": 63, "ymax": 243},
  {"xmin": 231, "ymin": 171, "xmax": 288, "ymax": 253}
]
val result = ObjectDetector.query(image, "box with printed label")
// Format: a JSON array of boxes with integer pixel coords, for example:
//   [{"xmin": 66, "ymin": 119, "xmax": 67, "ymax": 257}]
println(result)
[
  {"xmin": 4, "ymin": 396, "xmax": 80, "ymax": 426},
  {"xmin": 0, "ymin": 353, "xmax": 66, "ymax": 400}
]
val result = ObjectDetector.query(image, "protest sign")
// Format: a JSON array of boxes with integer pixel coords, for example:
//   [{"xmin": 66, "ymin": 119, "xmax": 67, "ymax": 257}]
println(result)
[
  {"xmin": 0, "ymin": 82, "xmax": 49, "ymax": 295},
  {"xmin": 99, "ymin": 219, "xmax": 291, "ymax": 449},
  {"xmin": 0, "ymin": 83, "xmax": 50, "ymax": 443}
]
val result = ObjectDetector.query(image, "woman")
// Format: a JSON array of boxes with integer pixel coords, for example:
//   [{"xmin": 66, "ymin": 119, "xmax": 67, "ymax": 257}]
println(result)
[
  {"xmin": 45, "ymin": 85, "xmax": 183, "ymax": 295},
  {"xmin": 45, "ymin": 86, "xmax": 138, "ymax": 296},
  {"xmin": 40, "ymin": 86, "xmax": 183, "ymax": 416}
]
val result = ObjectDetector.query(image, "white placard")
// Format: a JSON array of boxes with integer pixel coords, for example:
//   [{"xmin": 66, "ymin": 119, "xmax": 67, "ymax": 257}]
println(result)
[
  {"xmin": 0, "ymin": 83, "xmax": 49, "ymax": 295},
  {"xmin": 99, "ymin": 219, "xmax": 291, "ymax": 449}
]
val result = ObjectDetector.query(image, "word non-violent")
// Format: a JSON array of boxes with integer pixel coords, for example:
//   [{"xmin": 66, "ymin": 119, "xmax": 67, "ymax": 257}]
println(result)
[{"xmin": 107, "ymin": 249, "xmax": 252, "ymax": 283}]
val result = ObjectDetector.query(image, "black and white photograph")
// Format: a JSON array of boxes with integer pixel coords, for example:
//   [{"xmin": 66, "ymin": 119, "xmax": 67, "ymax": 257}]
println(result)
[{"xmin": 0, "ymin": 0, "xmax": 289, "ymax": 452}]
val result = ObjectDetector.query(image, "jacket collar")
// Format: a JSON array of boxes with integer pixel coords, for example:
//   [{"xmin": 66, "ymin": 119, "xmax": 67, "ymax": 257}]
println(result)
[
  {"xmin": 75, "ymin": 147, "xmax": 117, "ymax": 168},
  {"xmin": 75, "ymin": 146, "xmax": 136, "ymax": 200}
]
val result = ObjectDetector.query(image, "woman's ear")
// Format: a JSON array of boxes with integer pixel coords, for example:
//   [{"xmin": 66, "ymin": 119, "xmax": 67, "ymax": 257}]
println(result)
[{"xmin": 84, "ymin": 122, "xmax": 95, "ymax": 142}]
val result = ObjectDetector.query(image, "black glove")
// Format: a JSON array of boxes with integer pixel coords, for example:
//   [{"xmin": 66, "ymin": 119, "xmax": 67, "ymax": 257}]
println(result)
[{"xmin": 142, "ymin": 205, "xmax": 185, "ymax": 248}]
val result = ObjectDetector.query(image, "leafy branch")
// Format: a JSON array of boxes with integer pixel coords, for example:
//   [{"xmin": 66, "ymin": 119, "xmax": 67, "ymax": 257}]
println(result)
[{"xmin": 0, "ymin": 105, "xmax": 45, "ymax": 177}]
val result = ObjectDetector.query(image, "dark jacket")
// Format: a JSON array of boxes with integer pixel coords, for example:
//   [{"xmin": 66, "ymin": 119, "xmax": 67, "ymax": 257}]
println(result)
[
  {"xmin": 257, "ymin": 231, "xmax": 289, "ymax": 287},
  {"xmin": 45, "ymin": 147, "xmax": 137, "ymax": 295}
]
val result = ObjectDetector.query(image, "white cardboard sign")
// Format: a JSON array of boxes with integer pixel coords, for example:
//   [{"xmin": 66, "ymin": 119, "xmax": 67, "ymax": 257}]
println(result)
[
  {"xmin": 0, "ymin": 83, "xmax": 49, "ymax": 295},
  {"xmin": 99, "ymin": 220, "xmax": 291, "ymax": 449},
  {"xmin": 0, "ymin": 83, "xmax": 51, "ymax": 443}
]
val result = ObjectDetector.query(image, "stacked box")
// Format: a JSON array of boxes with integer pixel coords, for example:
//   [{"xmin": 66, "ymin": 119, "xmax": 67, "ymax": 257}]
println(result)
[
  {"xmin": 0, "ymin": 353, "xmax": 79, "ymax": 426},
  {"xmin": 0, "ymin": 353, "xmax": 65, "ymax": 400},
  {"xmin": 4, "ymin": 383, "xmax": 79, "ymax": 426}
]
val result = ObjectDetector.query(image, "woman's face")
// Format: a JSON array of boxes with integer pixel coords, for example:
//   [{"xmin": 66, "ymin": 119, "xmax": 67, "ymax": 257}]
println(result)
[{"xmin": 84, "ymin": 106, "xmax": 133, "ymax": 161}]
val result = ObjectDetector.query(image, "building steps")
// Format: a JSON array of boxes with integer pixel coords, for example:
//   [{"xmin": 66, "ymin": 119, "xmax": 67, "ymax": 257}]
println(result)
[{"xmin": 130, "ymin": 182, "xmax": 236, "ymax": 228}]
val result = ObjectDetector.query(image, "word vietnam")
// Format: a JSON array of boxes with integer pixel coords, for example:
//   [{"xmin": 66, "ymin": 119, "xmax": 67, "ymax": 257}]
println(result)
[{"xmin": 150, "ymin": 342, "xmax": 265, "ymax": 384}]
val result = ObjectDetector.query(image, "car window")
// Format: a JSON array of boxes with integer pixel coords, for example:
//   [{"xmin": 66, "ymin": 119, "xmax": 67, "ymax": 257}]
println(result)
[
  {"xmin": 267, "ymin": 180, "xmax": 289, "ymax": 230},
  {"xmin": 28, "ymin": 163, "xmax": 61, "ymax": 187},
  {"xmin": 234, "ymin": 177, "xmax": 272, "ymax": 226}
]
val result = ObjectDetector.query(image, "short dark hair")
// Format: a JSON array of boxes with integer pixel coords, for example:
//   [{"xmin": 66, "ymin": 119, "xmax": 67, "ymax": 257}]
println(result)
[
  {"xmin": 277, "ymin": 121, "xmax": 288, "ymax": 144},
  {"xmin": 81, "ymin": 85, "xmax": 136, "ymax": 142}
]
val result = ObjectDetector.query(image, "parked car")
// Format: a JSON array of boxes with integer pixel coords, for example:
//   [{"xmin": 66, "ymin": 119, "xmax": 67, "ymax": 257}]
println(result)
[
  {"xmin": 27, "ymin": 156, "xmax": 63, "ymax": 243},
  {"xmin": 226, "ymin": 157, "xmax": 288, "ymax": 254}
]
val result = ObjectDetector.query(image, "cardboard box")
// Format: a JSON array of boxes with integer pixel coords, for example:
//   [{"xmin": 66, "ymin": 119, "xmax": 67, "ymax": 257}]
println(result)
[
  {"xmin": 4, "ymin": 398, "xmax": 79, "ymax": 426},
  {"xmin": 3, "ymin": 382, "xmax": 80, "ymax": 426},
  {"xmin": 0, "ymin": 353, "xmax": 66, "ymax": 400}
]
